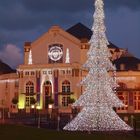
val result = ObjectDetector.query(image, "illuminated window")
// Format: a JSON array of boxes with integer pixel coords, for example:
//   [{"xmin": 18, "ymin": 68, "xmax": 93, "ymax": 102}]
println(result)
[
  {"xmin": 25, "ymin": 97, "xmax": 30, "ymax": 107},
  {"xmin": 44, "ymin": 81, "xmax": 52, "ymax": 108},
  {"xmin": 25, "ymin": 81, "xmax": 34, "ymax": 107},
  {"xmin": 117, "ymin": 92, "xmax": 128, "ymax": 111},
  {"xmin": 43, "ymin": 71, "xmax": 47, "ymax": 74},
  {"xmin": 44, "ymin": 81, "xmax": 52, "ymax": 96},
  {"xmin": 134, "ymin": 92, "xmax": 140, "ymax": 111},
  {"xmin": 62, "ymin": 96, "xmax": 70, "ymax": 107},
  {"xmin": 48, "ymin": 70, "xmax": 52, "ymax": 75},
  {"xmin": 26, "ymin": 81, "xmax": 34, "ymax": 95},
  {"xmin": 62, "ymin": 80, "xmax": 70, "ymax": 93}
]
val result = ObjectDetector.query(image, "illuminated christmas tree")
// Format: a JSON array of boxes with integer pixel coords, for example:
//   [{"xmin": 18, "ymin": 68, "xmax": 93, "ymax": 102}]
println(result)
[{"xmin": 63, "ymin": 0, "xmax": 132, "ymax": 131}]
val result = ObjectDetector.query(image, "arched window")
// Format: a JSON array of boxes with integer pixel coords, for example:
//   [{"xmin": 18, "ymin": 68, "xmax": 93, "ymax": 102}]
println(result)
[
  {"xmin": 44, "ymin": 81, "xmax": 52, "ymax": 96},
  {"xmin": 43, "ymin": 81, "xmax": 52, "ymax": 109},
  {"xmin": 26, "ymin": 81, "xmax": 34, "ymax": 95},
  {"xmin": 62, "ymin": 80, "xmax": 70, "ymax": 93},
  {"xmin": 44, "ymin": 81, "xmax": 51, "ymax": 85},
  {"xmin": 25, "ymin": 81, "xmax": 34, "ymax": 107}
]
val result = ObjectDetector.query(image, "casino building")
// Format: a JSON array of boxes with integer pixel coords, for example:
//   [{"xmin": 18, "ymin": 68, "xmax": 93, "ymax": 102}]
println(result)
[{"xmin": 0, "ymin": 23, "xmax": 140, "ymax": 114}]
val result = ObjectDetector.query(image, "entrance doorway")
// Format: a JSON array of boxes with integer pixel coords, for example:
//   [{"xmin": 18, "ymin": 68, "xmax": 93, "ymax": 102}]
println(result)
[{"xmin": 43, "ymin": 81, "xmax": 52, "ymax": 109}]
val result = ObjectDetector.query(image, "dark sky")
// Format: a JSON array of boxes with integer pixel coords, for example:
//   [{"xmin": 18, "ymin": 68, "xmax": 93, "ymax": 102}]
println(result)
[{"xmin": 0, "ymin": 0, "xmax": 140, "ymax": 68}]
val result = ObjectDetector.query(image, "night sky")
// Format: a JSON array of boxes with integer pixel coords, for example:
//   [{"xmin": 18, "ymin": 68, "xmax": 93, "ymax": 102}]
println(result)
[{"xmin": 0, "ymin": 0, "xmax": 140, "ymax": 68}]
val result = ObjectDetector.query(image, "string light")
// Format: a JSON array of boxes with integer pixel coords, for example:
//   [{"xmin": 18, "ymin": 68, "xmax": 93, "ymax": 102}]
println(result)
[{"xmin": 64, "ymin": 0, "xmax": 132, "ymax": 131}]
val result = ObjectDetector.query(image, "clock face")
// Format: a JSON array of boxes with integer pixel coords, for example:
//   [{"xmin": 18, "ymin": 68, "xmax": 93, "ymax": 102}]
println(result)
[{"xmin": 48, "ymin": 46, "xmax": 63, "ymax": 61}]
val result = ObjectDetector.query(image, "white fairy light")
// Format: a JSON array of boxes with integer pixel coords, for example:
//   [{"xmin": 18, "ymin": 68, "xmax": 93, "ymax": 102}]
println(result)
[{"xmin": 64, "ymin": 0, "xmax": 132, "ymax": 131}]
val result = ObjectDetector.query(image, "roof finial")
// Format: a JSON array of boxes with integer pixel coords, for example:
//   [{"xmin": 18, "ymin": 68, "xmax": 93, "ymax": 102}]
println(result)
[
  {"xmin": 28, "ymin": 49, "xmax": 33, "ymax": 65},
  {"xmin": 65, "ymin": 48, "xmax": 70, "ymax": 63}
]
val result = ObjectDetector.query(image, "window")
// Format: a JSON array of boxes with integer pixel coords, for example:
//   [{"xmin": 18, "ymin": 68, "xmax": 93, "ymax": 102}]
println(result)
[
  {"xmin": 44, "ymin": 81, "xmax": 52, "ymax": 108},
  {"xmin": 61, "ymin": 70, "xmax": 65, "ymax": 75},
  {"xmin": 48, "ymin": 70, "xmax": 52, "ymax": 75},
  {"xmin": 120, "ymin": 64, "xmax": 125, "ymax": 70},
  {"xmin": 26, "ymin": 97, "xmax": 30, "ymax": 107},
  {"xmin": 26, "ymin": 81, "xmax": 34, "ymax": 95},
  {"xmin": 25, "ymin": 81, "xmax": 34, "ymax": 107},
  {"xmin": 66, "ymin": 70, "xmax": 71, "ymax": 75},
  {"xmin": 117, "ymin": 92, "xmax": 128, "ymax": 111},
  {"xmin": 62, "ymin": 80, "xmax": 70, "ymax": 93},
  {"xmin": 25, "ymin": 71, "xmax": 29, "ymax": 75},
  {"xmin": 43, "ymin": 71, "xmax": 47, "ymax": 75},
  {"xmin": 62, "ymin": 96, "xmax": 70, "ymax": 107},
  {"xmin": 134, "ymin": 92, "xmax": 140, "ymax": 111},
  {"xmin": 44, "ymin": 81, "xmax": 52, "ymax": 96},
  {"xmin": 44, "ymin": 81, "xmax": 51, "ymax": 86},
  {"xmin": 31, "ymin": 71, "xmax": 35, "ymax": 75}
]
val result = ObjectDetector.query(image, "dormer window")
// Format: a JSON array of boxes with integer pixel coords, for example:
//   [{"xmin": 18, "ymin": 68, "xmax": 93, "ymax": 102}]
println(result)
[
  {"xmin": 120, "ymin": 64, "xmax": 125, "ymax": 70},
  {"xmin": 138, "ymin": 64, "xmax": 140, "ymax": 70}
]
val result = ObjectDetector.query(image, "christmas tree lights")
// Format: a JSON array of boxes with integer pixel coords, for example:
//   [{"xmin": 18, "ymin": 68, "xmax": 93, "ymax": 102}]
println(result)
[{"xmin": 63, "ymin": 0, "xmax": 132, "ymax": 131}]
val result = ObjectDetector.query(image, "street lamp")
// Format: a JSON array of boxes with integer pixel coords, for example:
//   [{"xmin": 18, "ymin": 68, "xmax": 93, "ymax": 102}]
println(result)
[
  {"xmin": 31, "ymin": 105, "xmax": 35, "ymax": 109},
  {"xmin": 48, "ymin": 104, "xmax": 53, "ymax": 119},
  {"xmin": 31, "ymin": 104, "xmax": 36, "ymax": 124}
]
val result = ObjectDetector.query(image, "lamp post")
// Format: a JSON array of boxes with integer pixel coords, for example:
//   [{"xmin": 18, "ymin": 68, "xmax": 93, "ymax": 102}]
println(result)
[
  {"xmin": 48, "ymin": 104, "xmax": 53, "ymax": 119},
  {"xmin": 131, "ymin": 115, "xmax": 134, "ymax": 128},
  {"xmin": 57, "ymin": 115, "xmax": 60, "ymax": 131},
  {"xmin": 36, "ymin": 105, "xmax": 41, "ymax": 128},
  {"xmin": 31, "ymin": 104, "xmax": 36, "ymax": 125}
]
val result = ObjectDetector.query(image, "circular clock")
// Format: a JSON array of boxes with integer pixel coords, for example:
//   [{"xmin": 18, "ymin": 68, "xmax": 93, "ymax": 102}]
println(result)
[{"xmin": 48, "ymin": 46, "xmax": 63, "ymax": 61}]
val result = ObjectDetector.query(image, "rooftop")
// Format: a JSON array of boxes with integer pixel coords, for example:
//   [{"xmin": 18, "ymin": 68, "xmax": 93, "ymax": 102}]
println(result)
[{"xmin": 67, "ymin": 22, "xmax": 119, "ymax": 49}]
